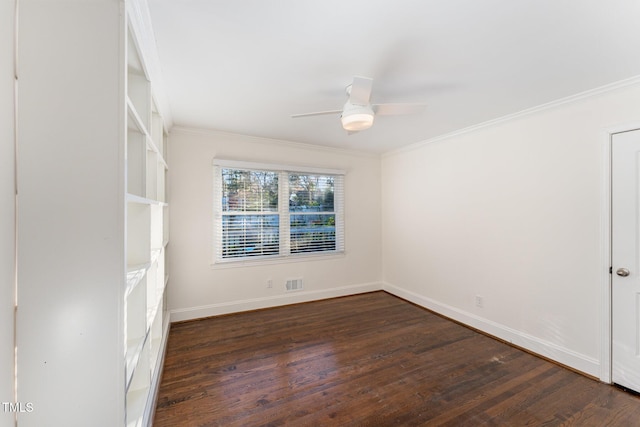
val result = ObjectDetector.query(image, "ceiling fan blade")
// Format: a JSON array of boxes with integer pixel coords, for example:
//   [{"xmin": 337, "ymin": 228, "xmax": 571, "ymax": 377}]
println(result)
[
  {"xmin": 373, "ymin": 103, "xmax": 426, "ymax": 116},
  {"xmin": 291, "ymin": 110, "xmax": 342, "ymax": 118},
  {"xmin": 349, "ymin": 76, "xmax": 373, "ymax": 105}
]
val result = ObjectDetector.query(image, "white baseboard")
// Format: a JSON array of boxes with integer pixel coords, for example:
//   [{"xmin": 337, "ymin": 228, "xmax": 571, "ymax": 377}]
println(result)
[
  {"xmin": 383, "ymin": 282, "xmax": 600, "ymax": 378},
  {"xmin": 169, "ymin": 282, "xmax": 601, "ymax": 378},
  {"xmin": 170, "ymin": 282, "xmax": 383, "ymax": 322}
]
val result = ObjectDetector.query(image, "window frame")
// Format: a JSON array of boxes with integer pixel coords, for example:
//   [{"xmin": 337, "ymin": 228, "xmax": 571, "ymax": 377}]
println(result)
[{"xmin": 212, "ymin": 159, "xmax": 345, "ymax": 267}]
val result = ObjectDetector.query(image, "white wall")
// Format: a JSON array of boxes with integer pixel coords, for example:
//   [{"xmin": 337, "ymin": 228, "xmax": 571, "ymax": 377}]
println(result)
[
  {"xmin": 0, "ymin": 0, "xmax": 15, "ymax": 425},
  {"xmin": 381, "ymin": 81, "xmax": 640, "ymax": 377},
  {"xmin": 167, "ymin": 128, "xmax": 382, "ymax": 321}
]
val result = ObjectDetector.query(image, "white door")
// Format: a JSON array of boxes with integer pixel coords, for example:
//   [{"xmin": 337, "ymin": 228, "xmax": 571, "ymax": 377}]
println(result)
[{"xmin": 612, "ymin": 128, "xmax": 640, "ymax": 392}]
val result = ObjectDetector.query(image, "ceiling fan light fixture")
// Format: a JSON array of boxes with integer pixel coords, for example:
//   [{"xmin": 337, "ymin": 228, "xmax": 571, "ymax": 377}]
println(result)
[
  {"xmin": 292, "ymin": 76, "xmax": 425, "ymax": 133},
  {"xmin": 341, "ymin": 109, "xmax": 374, "ymax": 132}
]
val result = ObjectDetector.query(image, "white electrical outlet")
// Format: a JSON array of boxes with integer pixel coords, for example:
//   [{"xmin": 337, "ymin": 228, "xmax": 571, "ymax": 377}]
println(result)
[
  {"xmin": 475, "ymin": 295, "xmax": 484, "ymax": 308},
  {"xmin": 267, "ymin": 279, "xmax": 273, "ymax": 288}
]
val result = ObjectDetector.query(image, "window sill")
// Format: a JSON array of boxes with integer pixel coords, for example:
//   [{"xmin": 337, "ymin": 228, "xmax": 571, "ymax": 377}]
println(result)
[{"xmin": 210, "ymin": 251, "xmax": 345, "ymax": 269}]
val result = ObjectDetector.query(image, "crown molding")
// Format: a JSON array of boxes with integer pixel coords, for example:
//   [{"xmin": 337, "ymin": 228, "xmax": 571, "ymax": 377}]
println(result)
[
  {"xmin": 384, "ymin": 75, "xmax": 640, "ymax": 158},
  {"xmin": 170, "ymin": 126, "xmax": 381, "ymax": 159}
]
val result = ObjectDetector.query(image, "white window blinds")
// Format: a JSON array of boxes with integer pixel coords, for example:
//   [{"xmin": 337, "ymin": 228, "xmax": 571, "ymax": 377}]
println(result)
[
  {"xmin": 219, "ymin": 169, "xmax": 279, "ymax": 259},
  {"xmin": 213, "ymin": 161, "xmax": 344, "ymax": 264}
]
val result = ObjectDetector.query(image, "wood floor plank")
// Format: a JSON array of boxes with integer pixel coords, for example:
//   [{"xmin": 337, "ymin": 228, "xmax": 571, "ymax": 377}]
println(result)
[{"xmin": 153, "ymin": 291, "xmax": 640, "ymax": 426}]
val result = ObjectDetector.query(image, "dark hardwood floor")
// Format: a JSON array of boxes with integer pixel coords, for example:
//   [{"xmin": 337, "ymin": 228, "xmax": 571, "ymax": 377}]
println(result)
[{"xmin": 153, "ymin": 291, "xmax": 640, "ymax": 426}]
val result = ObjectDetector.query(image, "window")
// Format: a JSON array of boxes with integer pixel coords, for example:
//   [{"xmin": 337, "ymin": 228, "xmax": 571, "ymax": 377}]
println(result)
[
  {"xmin": 213, "ymin": 160, "xmax": 344, "ymax": 264},
  {"xmin": 289, "ymin": 173, "xmax": 337, "ymax": 254},
  {"xmin": 220, "ymin": 169, "xmax": 279, "ymax": 258}
]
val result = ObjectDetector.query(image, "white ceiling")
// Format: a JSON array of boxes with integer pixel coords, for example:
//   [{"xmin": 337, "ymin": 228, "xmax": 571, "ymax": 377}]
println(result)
[{"xmin": 147, "ymin": 0, "xmax": 640, "ymax": 153}]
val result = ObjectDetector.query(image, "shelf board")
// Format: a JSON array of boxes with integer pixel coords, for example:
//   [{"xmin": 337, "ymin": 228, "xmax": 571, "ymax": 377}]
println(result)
[
  {"xmin": 127, "ymin": 193, "xmax": 154, "ymax": 205},
  {"xmin": 146, "ymin": 136, "xmax": 161, "ymax": 157},
  {"xmin": 125, "ymin": 335, "xmax": 147, "ymax": 389},
  {"xmin": 146, "ymin": 304, "xmax": 160, "ymax": 327},
  {"xmin": 155, "ymin": 288, "xmax": 166, "ymax": 310},
  {"xmin": 127, "ymin": 97, "xmax": 150, "ymax": 136},
  {"xmin": 127, "ymin": 193, "xmax": 168, "ymax": 207},
  {"xmin": 146, "ymin": 287, "xmax": 166, "ymax": 326},
  {"xmin": 144, "ymin": 130, "xmax": 168, "ymax": 168},
  {"xmin": 125, "ymin": 266, "xmax": 148, "ymax": 296},
  {"xmin": 127, "ymin": 262, "xmax": 150, "ymax": 273},
  {"xmin": 158, "ymin": 155, "xmax": 168, "ymax": 170},
  {"xmin": 150, "ymin": 248, "xmax": 162, "ymax": 264},
  {"xmin": 126, "ymin": 387, "xmax": 148, "ymax": 427}
]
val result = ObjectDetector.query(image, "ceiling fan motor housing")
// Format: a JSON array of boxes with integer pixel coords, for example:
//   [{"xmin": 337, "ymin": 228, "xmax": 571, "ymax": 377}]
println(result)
[{"xmin": 341, "ymin": 101, "xmax": 375, "ymax": 131}]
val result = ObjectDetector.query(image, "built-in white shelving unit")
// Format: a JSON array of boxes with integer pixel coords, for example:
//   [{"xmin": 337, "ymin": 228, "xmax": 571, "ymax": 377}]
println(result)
[
  {"xmin": 125, "ymin": 16, "xmax": 170, "ymax": 427},
  {"xmin": 16, "ymin": 1, "xmax": 170, "ymax": 426}
]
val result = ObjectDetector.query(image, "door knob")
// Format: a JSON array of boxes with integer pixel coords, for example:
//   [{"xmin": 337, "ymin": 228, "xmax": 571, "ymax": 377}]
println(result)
[{"xmin": 616, "ymin": 268, "xmax": 630, "ymax": 277}]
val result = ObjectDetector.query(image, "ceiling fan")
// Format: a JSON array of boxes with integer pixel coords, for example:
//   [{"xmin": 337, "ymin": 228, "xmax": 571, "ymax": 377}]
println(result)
[{"xmin": 291, "ymin": 76, "xmax": 426, "ymax": 133}]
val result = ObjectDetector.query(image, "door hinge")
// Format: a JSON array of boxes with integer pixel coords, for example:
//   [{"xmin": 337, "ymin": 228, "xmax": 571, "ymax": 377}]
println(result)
[{"xmin": 610, "ymin": 266, "xmax": 613, "ymax": 274}]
